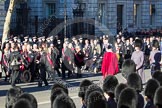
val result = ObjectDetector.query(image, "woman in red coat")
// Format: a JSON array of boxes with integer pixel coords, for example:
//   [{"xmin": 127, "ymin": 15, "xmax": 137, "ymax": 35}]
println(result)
[{"xmin": 101, "ymin": 44, "xmax": 119, "ymax": 79}]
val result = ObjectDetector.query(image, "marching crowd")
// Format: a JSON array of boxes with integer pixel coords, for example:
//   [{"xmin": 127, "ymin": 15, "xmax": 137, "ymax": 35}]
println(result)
[
  {"xmin": 0, "ymin": 31, "xmax": 162, "ymax": 87},
  {"xmin": 1, "ymin": 29, "xmax": 162, "ymax": 108}
]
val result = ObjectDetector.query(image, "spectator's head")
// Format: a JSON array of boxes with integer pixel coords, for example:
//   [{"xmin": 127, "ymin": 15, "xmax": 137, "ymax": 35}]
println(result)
[
  {"xmin": 5, "ymin": 87, "xmax": 23, "ymax": 108},
  {"xmin": 85, "ymin": 39, "xmax": 89, "ymax": 44},
  {"xmin": 115, "ymin": 83, "xmax": 128, "ymax": 102},
  {"xmin": 75, "ymin": 45, "xmax": 81, "ymax": 52},
  {"xmin": 118, "ymin": 87, "xmax": 138, "ymax": 108},
  {"xmin": 152, "ymin": 39, "xmax": 159, "ymax": 50},
  {"xmin": 5, "ymin": 43, "xmax": 10, "ymax": 49},
  {"xmin": 127, "ymin": 73, "xmax": 142, "ymax": 93},
  {"xmin": 107, "ymin": 44, "xmax": 113, "ymax": 49},
  {"xmin": 144, "ymin": 79, "xmax": 160, "ymax": 100},
  {"xmin": 78, "ymin": 79, "xmax": 93, "ymax": 100},
  {"xmin": 18, "ymin": 93, "xmax": 37, "ymax": 108},
  {"xmin": 51, "ymin": 88, "xmax": 66, "ymax": 108},
  {"xmin": 84, "ymin": 84, "xmax": 103, "ymax": 106},
  {"xmin": 154, "ymin": 87, "xmax": 162, "ymax": 108},
  {"xmin": 68, "ymin": 43, "xmax": 73, "ymax": 49},
  {"xmin": 134, "ymin": 39, "xmax": 143, "ymax": 50},
  {"xmin": 51, "ymin": 80, "xmax": 69, "ymax": 95},
  {"xmin": 152, "ymin": 71, "xmax": 162, "ymax": 86},
  {"xmin": 27, "ymin": 44, "xmax": 31, "ymax": 51},
  {"xmin": 121, "ymin": 59, "xmax": 136, "ymax": 79},
  {"xmin": 103, "ymin": 75, "xmax": 119, "ymax": 98},
  {"xmin": 11, "ymin": 42, "xmax": 16, "ymax": 49},
  {"xmin": 13, "ymin": 98, "xmax": 33, "ymax": 108},
  {"xmin": 86, "ymin": 91, "xmax": 107, "ymax": 108},
  {"xmin": 52, "ymin": 94, "xmax": 76, "ymax": 108}
]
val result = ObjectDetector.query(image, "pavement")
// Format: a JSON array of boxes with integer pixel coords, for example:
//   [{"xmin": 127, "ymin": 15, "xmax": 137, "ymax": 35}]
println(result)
[{"xmin": 0, "ymin": 70, "xmax": 152, "ymax": 108}]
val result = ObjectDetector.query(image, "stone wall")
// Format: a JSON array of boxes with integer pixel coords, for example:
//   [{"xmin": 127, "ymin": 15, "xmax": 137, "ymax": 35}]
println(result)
[
  {"xmin": 0, "ymin": 1, "xmax": 5, "ymax": 36},
  {"xmin": 1, "ymin": 0, "xmax": 162, "ymax": 36}
]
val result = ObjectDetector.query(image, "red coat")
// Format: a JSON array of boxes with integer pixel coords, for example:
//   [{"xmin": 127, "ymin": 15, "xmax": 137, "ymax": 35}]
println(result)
[{"xmin": 101, "ymin": 52, "xmax": 119, "ymax": 78}]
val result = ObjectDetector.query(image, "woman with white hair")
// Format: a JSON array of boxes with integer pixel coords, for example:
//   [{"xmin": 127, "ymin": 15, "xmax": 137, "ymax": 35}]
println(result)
[{"xmin": 74, "ymin": 45, "xmax": 85, "ymax": 78}]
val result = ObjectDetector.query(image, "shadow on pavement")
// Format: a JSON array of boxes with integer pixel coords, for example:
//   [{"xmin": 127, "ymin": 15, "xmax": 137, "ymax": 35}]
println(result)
[{"xmin": 0, "ymin": 73, "xmax": 102, "ymax": 97}]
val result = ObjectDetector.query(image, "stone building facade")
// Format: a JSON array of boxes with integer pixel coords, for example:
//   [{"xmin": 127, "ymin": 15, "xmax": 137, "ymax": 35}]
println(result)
[
  {"xmin": 1, "ymin": 0, "xmax": 162, "ymax": 36},
  {"xmin": 0, "ymin": 1, "xmax": 6, "ymax": 36}
]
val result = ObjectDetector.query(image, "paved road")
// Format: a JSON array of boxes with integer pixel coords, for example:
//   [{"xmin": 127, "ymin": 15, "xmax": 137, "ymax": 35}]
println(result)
[{"xmin": 0, "ymin": 70, "xmax": 152, "ymax": 108}]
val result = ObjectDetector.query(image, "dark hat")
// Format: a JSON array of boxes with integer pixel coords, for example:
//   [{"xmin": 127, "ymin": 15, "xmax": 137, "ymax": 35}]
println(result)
[
  {"xmin": 118, "ymin": 87, "xmax": 138, "ymax": 108},
  {"xmin": 52, "ymin": 94, "xmax": 76, "ymax": 108},
  {"xmin": 103, "ymin": 75, "xmax": 119, "ymax": 95},
  {"xmin": 42, "ymin": 36, "xmax": 45, "ymax": 39},
  {"xmin": 13, "ymin": 98, "xmax": 33, "ymax": 108},
  {"xmin": 134, "ymin": 39, "xmax": 143, "ymax": 48},
  {"xmin": 78, "ymin": 79, "xmax": 93, "ymax": 99},
  {"xmin": 50, "ymin": 35, "xmax": 54, "ymax": 39},
  {"xmin": 23, "ymin": 41, "xmax": 27, "ymax": 44},
  {"xmin": 18, "ymin": 93, "xmax": 37, "ymax": 108},
  {"xmin": 107, "ymin": 44, "xmax": 113, "ymax": 49},
  {"xmin": 51, "ymin": 80, "xmax": 69, "ymax": 95},
  {"xmin": 115, "ymin": 83, "xmax": 128, "ymax": 102},
  {"xmin": 24, "ymin": 35, "xmax": 29, "ymax": 39},
  {"xmin": 152, "ymin": 71, "xmax": 162, "ymax": 86},
  {"xmin": 121, "ymin": 59, "xmax": 136, "ymax": 79},
  {"xmin": 38, "ymin": 37, "xmax": 42, "ymax": 40},
  {"xmin": 32, "ymin": 36, "xmax": 37, "ymax": 39},
  {"xmin": 46, "ymin": 37, "xmax": 50, "ymax": 41},
  {"xmin": 87, "ymin": 91, "xmax": 107, "ymax": 108},
  {"xmin": 13, "ymin": 36, "xmax": 18, "ymax": 39},
  {"xmin": 127, "ymin": 73, "xmax": 142, "ymax": 92},
  {"xmin": 79, "ymin": 38, "xmax": 83, "ymax": 40},
  {"xmin": 144, "ymin": 79, "xmax": 160, "ymax": 100},
  {"xmin": 154, "ymin": 87, "xmax": 162, "ymax": 107}
]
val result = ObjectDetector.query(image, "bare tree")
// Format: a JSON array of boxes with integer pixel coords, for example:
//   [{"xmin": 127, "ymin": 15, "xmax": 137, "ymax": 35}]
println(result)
[{"xmin": 1, "ymin": 0, "xmax": 26, "ymax": 45}]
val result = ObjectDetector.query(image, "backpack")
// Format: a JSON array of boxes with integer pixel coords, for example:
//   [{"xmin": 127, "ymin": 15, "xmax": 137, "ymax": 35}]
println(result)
[{"xmin": 10, "ymin": 56, "xmax": 21, "ymax": 70}]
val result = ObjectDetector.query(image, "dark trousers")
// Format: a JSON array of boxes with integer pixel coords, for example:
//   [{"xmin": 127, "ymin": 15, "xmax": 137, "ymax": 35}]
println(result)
[
  {"xmin": 55, "ymin": 68, "xmax": 61, "ymax": 77},
  {"xmin": 38, "ymin": 68, "xmax": 48, "ymax": 86},
  {"xmin": 151, "ymin": 63, "xmax": 161, "ymax": 76},
  {"xmin": 3, "ymin": 67, "xmax": 10, "ymax": 81},
  {"xmin": 61, "ymin": 63, "xmax": 72, "ymax": 79},
  {"xmin": 11, "ymin": 70, "xmax": 20, "ymax": 86}
]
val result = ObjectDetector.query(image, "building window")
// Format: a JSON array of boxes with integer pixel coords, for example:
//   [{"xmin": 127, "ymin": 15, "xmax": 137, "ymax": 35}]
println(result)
[
  {"xmin": 150, "ymin": 4, "xmax": 155, "ymax": 26},
  {"xmin": 134, "ymin": 4, "xmax": 141, "ymax": 27},
  {"xmin": 46, "ymin": 3, "xmax": 56, "ymax": 17},
  {"xmin": 98, "ymin": 3, "xmax": 105, "ymax": 25}
]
